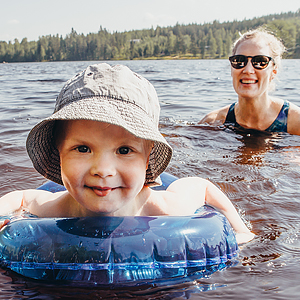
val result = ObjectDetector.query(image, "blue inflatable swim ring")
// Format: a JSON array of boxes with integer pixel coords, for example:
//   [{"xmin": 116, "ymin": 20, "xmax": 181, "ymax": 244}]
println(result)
[{"xmin": 0, "ymin": 173, "xmax": 238, "ymax": 286}]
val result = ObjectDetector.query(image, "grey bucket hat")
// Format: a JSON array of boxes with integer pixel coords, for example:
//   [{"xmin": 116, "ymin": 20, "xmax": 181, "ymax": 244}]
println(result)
[{"xmin": 26, "ymin": 63, "xmax": 172, "ymax": 186}]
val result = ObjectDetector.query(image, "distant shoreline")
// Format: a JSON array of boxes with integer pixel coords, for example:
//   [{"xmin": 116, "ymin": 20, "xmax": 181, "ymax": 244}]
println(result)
[
  {"xmin": 1, "ymin": 10, "xmax": 299, "ymax": 63},
  {"xmin": 2, "ymin": 56, "xmax": 297, "ymax": 64}
]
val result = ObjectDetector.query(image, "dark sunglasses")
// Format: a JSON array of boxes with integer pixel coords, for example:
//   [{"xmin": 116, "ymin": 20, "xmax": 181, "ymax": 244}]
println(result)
[{"xmin": 229, "ymin": 55, "xmax": 275, "ymax": 70}]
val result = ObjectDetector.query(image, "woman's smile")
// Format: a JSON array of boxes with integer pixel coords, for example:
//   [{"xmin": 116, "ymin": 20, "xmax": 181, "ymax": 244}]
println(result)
[{"xmin": 240, "ymin": 79, "xmax": 258, "ymax": 84}]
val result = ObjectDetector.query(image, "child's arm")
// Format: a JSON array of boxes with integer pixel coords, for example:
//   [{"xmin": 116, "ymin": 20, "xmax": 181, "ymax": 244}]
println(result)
[
  {"xmin": 0, "ymin": 190, "xmax": 24, "ymax": 213},
  {"xmin": 204, "ymin": 179, "xmax": 255, "ymax": 244},
  {"xmin": 0, "ymin": 189, "xmax": 58, "ymax": 229},
  {"xmin": 166, "ymin": 177, "xmax": 255, "ymax": 244},
  {"xmin": 0, "ymin": 190, "xmax": 24, "ymax": 229}
]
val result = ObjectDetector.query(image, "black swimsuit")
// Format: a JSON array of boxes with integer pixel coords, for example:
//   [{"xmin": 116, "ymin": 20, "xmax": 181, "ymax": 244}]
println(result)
[{"xmin": 224, "ymin": 101, "xmax": 289, "ymax": 132}]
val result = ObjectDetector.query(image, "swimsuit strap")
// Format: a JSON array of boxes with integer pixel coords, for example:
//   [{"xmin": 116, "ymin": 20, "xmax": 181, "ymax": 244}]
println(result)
[
  {"xmin": 224, "ymin": 103, "xmax": 237, "ymax": 125},
  {"xmin": 265, "ymin": 100, "xmax": 289, "ymax": 132},
  {"xmin": 223, "ymin": 101, "xmax": 289, "ymax": 133}
]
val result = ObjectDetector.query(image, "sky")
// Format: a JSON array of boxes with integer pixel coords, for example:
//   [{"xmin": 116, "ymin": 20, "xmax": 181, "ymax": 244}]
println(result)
[{"xmin": 1, "ymin": 0, "xmax": 299, "ymax": 42}]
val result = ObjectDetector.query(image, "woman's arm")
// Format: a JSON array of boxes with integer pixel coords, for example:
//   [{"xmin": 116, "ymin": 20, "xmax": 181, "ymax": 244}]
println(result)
[{"xmin": 198, "ymin": 105, "xmax": 230, "ymax": 125}]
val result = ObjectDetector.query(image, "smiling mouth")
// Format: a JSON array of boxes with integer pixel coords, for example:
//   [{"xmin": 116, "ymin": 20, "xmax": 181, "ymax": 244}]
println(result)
[
  {"xmin": 88, "ymin": 186, "xmax": 116, "ymax": 197},
  {"xmin": 240, "ymin": 79, "xmax": 258, "ymax": 84}
]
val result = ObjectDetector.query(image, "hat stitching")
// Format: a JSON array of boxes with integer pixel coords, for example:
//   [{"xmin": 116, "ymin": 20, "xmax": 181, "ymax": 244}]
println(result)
[{"xmin": 55, "ymin": 95, "xmax": 153, "ymax": 118}]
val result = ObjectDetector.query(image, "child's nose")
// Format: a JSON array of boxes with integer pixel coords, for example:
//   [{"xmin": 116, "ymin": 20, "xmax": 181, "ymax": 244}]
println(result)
[{"xmin": 90, "ymin": 154, "xmax": 116, "ymax": 178}]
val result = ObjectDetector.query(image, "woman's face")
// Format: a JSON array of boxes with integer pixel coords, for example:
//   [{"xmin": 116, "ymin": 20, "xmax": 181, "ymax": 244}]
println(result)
[{"xmin": 231, "ymin": 38, "xmax": 277, "ymax": 101}]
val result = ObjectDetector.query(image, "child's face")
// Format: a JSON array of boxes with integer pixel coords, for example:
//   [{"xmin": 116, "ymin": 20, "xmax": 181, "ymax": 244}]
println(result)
[{"xmin": 57, "ymin": 120, "xmax": 153, "ymax": 216}]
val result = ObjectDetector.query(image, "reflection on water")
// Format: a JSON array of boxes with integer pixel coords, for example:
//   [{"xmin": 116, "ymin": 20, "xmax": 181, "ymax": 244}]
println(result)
[
  {"xmin": 232, "ymin": 132, "xmax": 280, "ymax": 166},
  {"xmin": 0, "ymin": 60, "xmax": 300, "ymax": 299}
]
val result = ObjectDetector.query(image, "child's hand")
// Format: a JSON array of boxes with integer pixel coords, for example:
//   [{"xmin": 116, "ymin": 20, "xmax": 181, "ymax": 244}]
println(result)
[
  {"xmin": 236, "ymin": 231, "xmax": 255, "ymax": 244},
  {"xmin": 0, "ymin": 219, "xmax": 10, "ymax": 230}
]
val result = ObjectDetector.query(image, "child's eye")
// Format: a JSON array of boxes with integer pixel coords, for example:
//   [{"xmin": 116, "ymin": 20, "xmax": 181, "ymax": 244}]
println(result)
[
  {"xmin": 117, "ymin": 147, "xmax": 132, "ymax": 155},
  {"xmin": 76, "ymin": 145, "xmax": 90, "ymax": 153}
]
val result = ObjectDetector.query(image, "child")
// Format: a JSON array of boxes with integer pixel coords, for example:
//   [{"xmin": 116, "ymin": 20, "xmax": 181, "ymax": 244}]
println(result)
[{"xmin": 0, "ymin": 63, "xmax": 254, "ymax": 244}]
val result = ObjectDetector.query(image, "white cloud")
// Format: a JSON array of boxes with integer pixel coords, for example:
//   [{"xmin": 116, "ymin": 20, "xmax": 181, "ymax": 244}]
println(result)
[{"xmin": 8, "ymin": 19, "xmax": 20, "ymax": 25}]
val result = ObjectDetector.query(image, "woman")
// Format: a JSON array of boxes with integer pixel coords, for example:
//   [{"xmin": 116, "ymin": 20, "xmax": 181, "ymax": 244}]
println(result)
[{"xmin": 199, "ymin": 28, "xmax": 300, "ymax": 135}]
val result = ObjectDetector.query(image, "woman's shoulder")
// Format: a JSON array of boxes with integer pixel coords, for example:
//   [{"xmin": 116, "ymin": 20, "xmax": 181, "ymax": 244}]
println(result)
[
  {"xmin": 271, "ymin": 97, "xmax": 300, "ymax": 135},
  {"xmin": 288, "ymin": 101, "xmax": 300, "ymax": 112},
  {"xmin": 199, "ymin": 104, "xmax": 232, "ymax": 125},
  {"xmin": 286, "ymin": 101, "xmax": 300, "ymax": 135}
]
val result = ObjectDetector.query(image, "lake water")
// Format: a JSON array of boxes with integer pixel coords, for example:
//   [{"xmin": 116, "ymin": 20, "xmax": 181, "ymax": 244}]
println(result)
[{"xmin": 0, "ymin": 59, "xmax": 300, "ymax": 299}]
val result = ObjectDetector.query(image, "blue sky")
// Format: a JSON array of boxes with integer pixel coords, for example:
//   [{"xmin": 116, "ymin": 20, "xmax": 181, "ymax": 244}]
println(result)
[{"xmin": 1, "ymin": 0, "xmax": 299, "ymax": 42}]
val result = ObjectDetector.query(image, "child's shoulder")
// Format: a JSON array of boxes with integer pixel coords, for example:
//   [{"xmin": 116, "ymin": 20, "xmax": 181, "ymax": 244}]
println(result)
[
  {"xmin": 166, "ymin": 176, "xmax": 209, "ymax": 192},
  {"xmin": 143, "ymin": 177, "xmax": 208, "ymax": 216},
  {"xmin": 24, "ymin": 189, "xmax": 70, "ymax": 217}
]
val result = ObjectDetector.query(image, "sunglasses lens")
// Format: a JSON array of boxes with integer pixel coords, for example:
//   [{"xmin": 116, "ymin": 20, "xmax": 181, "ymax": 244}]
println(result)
[
  {"xmin": 251, "ymin": 56, "xmax": 270, "ymax": 69},
  {"xmin": 229, "ymin": 55, "xmax": 247, "ymax": 69},
  {"xmin": 229, "ymin": 55, "xmax": 272, "ymax": 70}
]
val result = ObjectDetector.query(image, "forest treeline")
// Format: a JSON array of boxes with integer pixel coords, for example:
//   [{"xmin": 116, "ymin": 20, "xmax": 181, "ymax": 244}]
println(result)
[{"xmin": 1, "ymin": 10, "xmax": 300, "ymax": 63}]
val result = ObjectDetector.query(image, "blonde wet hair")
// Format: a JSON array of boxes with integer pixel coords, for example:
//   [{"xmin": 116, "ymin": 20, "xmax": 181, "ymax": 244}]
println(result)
[{"xmin": 232, "ymin": 28, "xmax": 286, "ymax": 69}]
